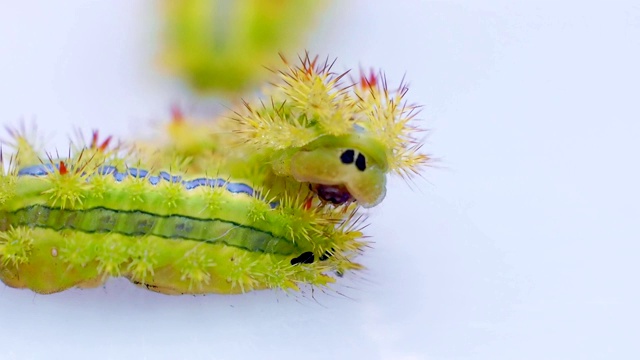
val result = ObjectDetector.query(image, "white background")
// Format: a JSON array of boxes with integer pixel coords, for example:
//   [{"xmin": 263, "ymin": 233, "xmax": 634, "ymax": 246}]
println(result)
[{"xmin": 1, "ymin": 1, "xmax": 639, "ymax": 359}]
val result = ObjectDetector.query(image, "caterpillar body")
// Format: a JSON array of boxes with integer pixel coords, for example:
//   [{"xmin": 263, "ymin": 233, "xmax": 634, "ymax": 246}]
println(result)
[
  {"xmin": 0, "ymin": 55, "xmax": 428, "ymax": 295},
  {"xmin": 0, "ymin": 156, "xmax": 364, "ymax": 294}
]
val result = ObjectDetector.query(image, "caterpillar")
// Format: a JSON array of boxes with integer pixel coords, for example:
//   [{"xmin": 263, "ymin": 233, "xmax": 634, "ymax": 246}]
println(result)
[
  {"xmin": 161, "ymin": 0, "xmax": 327, "ymax": 92},
  {"xmin": 0, "ymin": 148, "xmax": 365, "ymax": 294},
  {"xmin": 0, "ymin": 54, "xmax": 428, "ymax": 295}
]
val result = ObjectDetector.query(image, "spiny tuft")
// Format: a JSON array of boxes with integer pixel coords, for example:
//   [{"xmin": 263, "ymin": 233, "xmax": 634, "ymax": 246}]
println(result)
[
  {"xmin": 224, "ymin": 253, "xmax": 259, "ymax": 293},
  {"xmin": 0, "ymin": 226, "xmax": 34, "ymax": 267},
  {"xmin": 42, "ymin": 160, "xmax": 89, "ymax": 209},
  {"xmin": 127, "ymin": 239, "xmax": 158, "ymax": 282},
  {"xmin": 3, "ymin": 122, "xmax": 43, "ymax": 168},
  {"xmin": 59, "ymin": 235, "xmax": 95, "ymax": 268},
  {"xmin": 96, "ymin": 236, "xmax": 130, "ymax": 277},
  {"xmin": 178, "ymin": 247, "xmax": 216, "ymax": 290},
  {"xmin": 234, "ymin": 53, "xmax": 429, "ymax": 178},
  {"xmin": 159, "ymin": 180, "xmax": 185, "ymax": 209}
]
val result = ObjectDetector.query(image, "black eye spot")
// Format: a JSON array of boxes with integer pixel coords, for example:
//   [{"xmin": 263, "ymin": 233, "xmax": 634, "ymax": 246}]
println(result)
[
  {"xmin": 290, "ymin": 251, "xmax": 315, "ymax": 265},
  {"xmin": 340, "ymin": 149, "xmax": 355, "ymax": 164},
  {"xmin": 355, "ymin": 153, "xmax": 366, "ymax": 171}
]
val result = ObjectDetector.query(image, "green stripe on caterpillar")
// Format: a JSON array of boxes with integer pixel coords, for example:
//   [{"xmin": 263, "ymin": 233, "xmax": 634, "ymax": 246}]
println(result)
[
  {"xmin": 0, "ymin": 153, "xmax": 365, "ymax": 294},
  {"xmin": 4, "ymin": 205, "xmax": 297, "ymax": 255}
]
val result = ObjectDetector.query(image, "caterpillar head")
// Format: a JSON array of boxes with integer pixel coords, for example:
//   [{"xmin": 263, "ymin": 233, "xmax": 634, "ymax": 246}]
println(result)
[
  {"xmin": 235, "ymin": 54, "xmax": 429, "ymax": 208},
  {"xmin": 286, "ymin": 134, "xmax": 388, "ymax": 208}
]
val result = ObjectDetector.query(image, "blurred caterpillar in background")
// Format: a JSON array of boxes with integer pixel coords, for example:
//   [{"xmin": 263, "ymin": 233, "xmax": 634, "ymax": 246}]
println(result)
[
  {"xmin": 0, "ymin": 55, "xmax": 428, "ymax": 295},
  {"xmin": 161, "ymin": 0, "xmax": 328, "ymax": 93}
]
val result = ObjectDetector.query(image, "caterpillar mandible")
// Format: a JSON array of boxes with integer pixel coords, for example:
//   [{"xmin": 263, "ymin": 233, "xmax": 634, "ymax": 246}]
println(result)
[{"xmin": 0, "ymin": 54, "xmax": 428, "ymax": 295}]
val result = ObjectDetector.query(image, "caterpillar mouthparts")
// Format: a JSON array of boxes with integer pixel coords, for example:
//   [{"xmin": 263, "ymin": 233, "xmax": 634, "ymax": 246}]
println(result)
[{"xmin": 311, "ymin": 184, "xmax": 353, "ymax": 206}]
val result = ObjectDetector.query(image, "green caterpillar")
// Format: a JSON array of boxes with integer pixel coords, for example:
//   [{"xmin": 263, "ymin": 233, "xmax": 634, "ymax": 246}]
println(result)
[
  {"xmin": 0, "ymin": 55, "xmax": 427, "ymax": 295},
  {"xmin": 160, "ymin": 0, "xmax": 327, "ymax": 92},
  {"xmin": 0, "ymin": 154, "xmax": 364, "ymax": 294}
]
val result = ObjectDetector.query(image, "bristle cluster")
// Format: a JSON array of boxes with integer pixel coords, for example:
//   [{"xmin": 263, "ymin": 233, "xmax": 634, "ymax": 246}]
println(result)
[
  {"xmin": 234, "ymin": 53, "xmax": 429, "ymax": 176},
  {"xmin": 42, "ymin": 161, "xmax": 89, "ymax": 209},
  {"xmin": 352, "ymin": 70, "xmax": 429, "ymax": 177},
  {"xmin": 2, "ymin": 123, "xmax": 43, "ymax": 168},
  {"xmin": 0, "ymin": 227, "xmax": 34, "ymax": 267},
  {"xmin": 177, "ymin": 247, "xmax": 216, "ymax": 290}
]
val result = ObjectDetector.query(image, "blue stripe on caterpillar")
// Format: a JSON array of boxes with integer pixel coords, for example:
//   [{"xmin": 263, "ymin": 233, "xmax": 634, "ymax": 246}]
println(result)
[{"xmin": 17, "ymin": 164, "xmax": 276, "ymax": 208}]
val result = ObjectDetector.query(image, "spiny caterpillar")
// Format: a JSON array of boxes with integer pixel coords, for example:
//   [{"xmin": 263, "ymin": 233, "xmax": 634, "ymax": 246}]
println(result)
[
  {"xmin": 0, "ymin": 144, "xmax": 365, "ymax": 294},
  {"xmin": 0, "ymin": 55, "xmax": 428, "ymax": 295}
]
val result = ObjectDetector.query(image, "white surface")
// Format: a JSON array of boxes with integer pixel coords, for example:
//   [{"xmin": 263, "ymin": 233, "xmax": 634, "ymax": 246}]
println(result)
[{"xmin": 1, "ymin": 1, "xmax": 639, "ymax": 359}]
